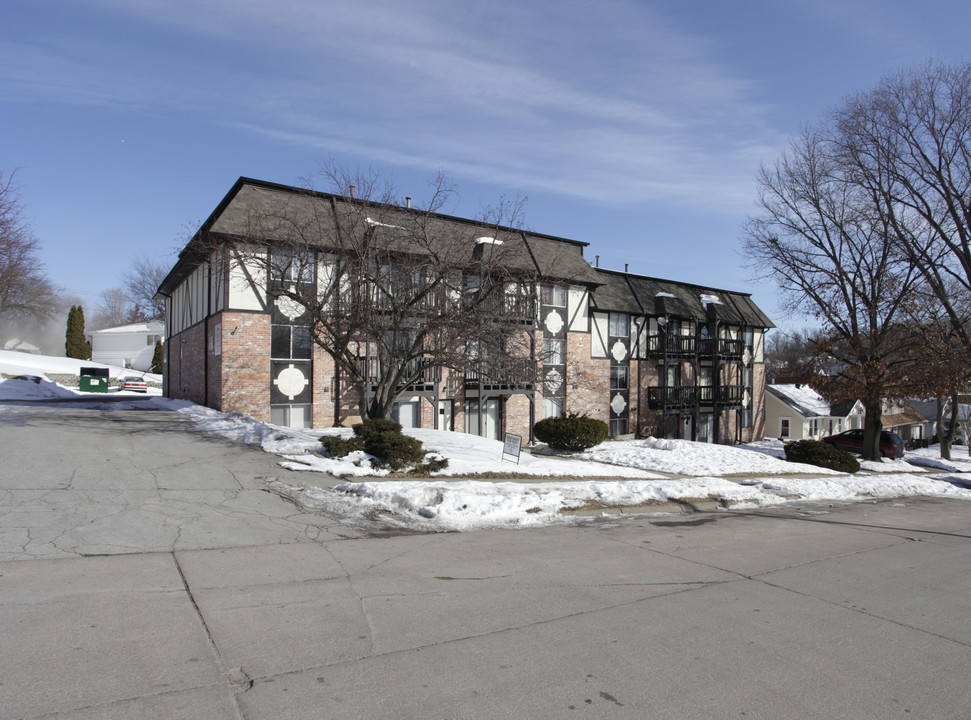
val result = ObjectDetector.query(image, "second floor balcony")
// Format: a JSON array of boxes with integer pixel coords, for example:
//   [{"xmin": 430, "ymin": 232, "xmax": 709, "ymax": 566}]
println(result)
[
  {"xmin": 465, "ymin": 357, "xmax": 536, "ymax": 393},
  {"xmin": 648, "ymin": 384, "xmax": 745, "ymax": 411}
]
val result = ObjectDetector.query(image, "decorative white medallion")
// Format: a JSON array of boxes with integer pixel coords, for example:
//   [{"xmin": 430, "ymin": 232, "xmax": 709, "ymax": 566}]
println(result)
[
  {"xmin": 743, "ymin": 389, "xmax": 751, "ymax": 408},
  {"xmin": 610, "ymin": 339, "xmax": 628, "ymax": 362},
  {"xmin": 274, "ymin": 364, "xmax": 308, "ymax": 400},
  {"xmin": 545, "ymin": 368, "xmax": 563, "ymax": 393},
  {"xmin": 544, "ymin": 310, "xmax": 564, "ymax": 335},
  {"xmin": 743, "ymin": 348, "xmax": 752, "ymax": 365},
  {"xmin": 611, "ymin": 392, "xmax": 627, "ymax": 415},
  {"xmin": 276, "ymin": 295, "xmax": 304, "ymax": 321}
]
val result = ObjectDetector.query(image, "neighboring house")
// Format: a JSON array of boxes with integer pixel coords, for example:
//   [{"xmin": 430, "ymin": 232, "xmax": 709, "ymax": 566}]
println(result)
[
  {"xmin": 880, "ymin": 398, "xmax": 928, "ymax": 447},
  {"xmin": 156, "ymin": 177, "xmax": 774, "ymax": 444},
  {"xmin": 765, "ymin": 383, "xmax": 865, "ymax": 441},
  {"xmin": 910, "ymin": 395, "xmax": 970, "ymax": 444},
  {"xmin": 87, "ymin": 321, "xmax": 163, "ymax": 371}
]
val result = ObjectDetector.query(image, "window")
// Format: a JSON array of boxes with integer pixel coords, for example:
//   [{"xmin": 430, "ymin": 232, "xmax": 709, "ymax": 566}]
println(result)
[
  {"xmin": 272, "ymin": 326, "xmax": 312, "ymax": 359},
  {"xmin": 608, "ymin": 312, "xmax": 629, "ymax": 338},
  {"xmin": 146, "ymin": 334, "xmax": 161, "ymax": 346},
  {"xmin": 543, "ymin": 337, "xmax": 566, "ymax": 365},
  {"xmin": 542, "ymin": 395, "xmax": 564, "ymax": 419},
  {"xmin": 610, "ymin": 365, "xmax": 629, "ymax": 391},
  {"xmin": 666, "ymin": 364, "xmax": 680, "ymax": 388},
  {"xmin": 809, "ymin": 418, "xmax": 819, "ymax": 437},
  {"xmin": 542, "ymin": 284, "xmax": 567, "ymax": 307},
  {"xmin": 271, "ymin": 249, "xmax": 315, "ymax": 286},
  {"xmin": 780, "ymin": 418, "xmax": 791, "ymax": 439}
]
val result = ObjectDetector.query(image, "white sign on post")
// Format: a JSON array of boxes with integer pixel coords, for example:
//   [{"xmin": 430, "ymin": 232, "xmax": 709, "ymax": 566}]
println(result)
[{"xmin": 502, "ymin": 433, "xmax": 523, "ymax": 464}]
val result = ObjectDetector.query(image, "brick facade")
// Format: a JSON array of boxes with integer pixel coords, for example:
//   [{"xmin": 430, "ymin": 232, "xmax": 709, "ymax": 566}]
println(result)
[{"xmin": 159, "ymin": 177, "xmax": 773, "ymax": 447}]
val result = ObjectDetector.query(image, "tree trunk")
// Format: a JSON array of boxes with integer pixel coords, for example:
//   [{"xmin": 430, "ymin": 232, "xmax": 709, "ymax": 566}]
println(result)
[
  {"xmin": 862, "ymin": 395, "xmax": 883, "ymax": 462},
  {"xmin": 937, "ymin": 395, "xmax": 953, "ymax": 460}
]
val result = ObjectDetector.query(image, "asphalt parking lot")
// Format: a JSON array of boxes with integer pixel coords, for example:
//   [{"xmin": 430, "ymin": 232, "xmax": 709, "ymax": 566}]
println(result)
[{"xmin": 2, "ymin": 400, "xmax": 970, "ymax": 719}]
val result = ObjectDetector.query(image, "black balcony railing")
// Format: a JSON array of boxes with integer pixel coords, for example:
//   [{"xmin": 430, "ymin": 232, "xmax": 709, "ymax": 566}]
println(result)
[
  {"xmin": 364, "ymin": 357, "xmax": 441, "ymax": 392},
  {"xmin": 647, "ymin": 334, "xmax": 696, "ymax": 357},
  {"xmin": 649, "ymin": 334, "xmax": 744, "ymax": 359},
  {"xmin": 648, "ymin": 384, "xmax": 745, "ymax": 410},
  {"xmin": 465, "ymin": 358, "xmax": 535, "ymax": 392},
  {"xmin": 647, "ymin": 385, "xmax": 698, "ymax": 409},
  {"xmin": 717, "ymin": 338, "xmax": 744, "ymax": 358}
]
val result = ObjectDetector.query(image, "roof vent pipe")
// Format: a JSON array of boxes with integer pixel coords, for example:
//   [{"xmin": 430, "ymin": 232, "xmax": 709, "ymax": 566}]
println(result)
[
  {"xmin": 406, "ymin": 196, "xmax": 412, "ymax": 208},
  {"xmin": 625, "ymin": 263, "xmax": 629, "ymax": 272},
  {"xmin": 595, "ymin": 255, "xmax": 600, "ymax": 267},
  {"xmin": 349, "ymin": 184, "xmax": 356, "ymax": 199}
]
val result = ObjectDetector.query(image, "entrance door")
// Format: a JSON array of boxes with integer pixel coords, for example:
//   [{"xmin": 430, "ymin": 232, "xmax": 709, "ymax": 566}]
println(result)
[
  {"xmin": 482, "ymin": 398, "xmax": 500, "ymax": 440},
  {"xmin": 682, "ymin": 415, "xmax": 693, "ymax": 441},
  {"xmin": 698, "ymin": 413, "xmax": 714, "ymax": 443},
  {"xmin": 392, "ymin": 401, "xmax": 419, "ymax": 429},
  {"xmin": 466, "ymin": 398, "xmax": 500, "ymax": 439},
  {"xmin": 437, "ymin": 400, "xmax": 454, "ymax": 431}
]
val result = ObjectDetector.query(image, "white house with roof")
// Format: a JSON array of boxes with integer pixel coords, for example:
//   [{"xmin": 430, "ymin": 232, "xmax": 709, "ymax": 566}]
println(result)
[
  {"xmin": 86, "ymin": 321, "xmax": 163, "ymax": 371},
  {"xmin": 765, "ymin": 383, "xmax": 865, "ymax": 441}
]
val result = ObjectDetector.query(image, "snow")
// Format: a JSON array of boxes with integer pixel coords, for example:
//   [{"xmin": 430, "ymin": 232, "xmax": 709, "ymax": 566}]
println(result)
[
  {"xmin": 768, "ymin": 383, "xmax": 833, "ymax": 417},
  {"xmin": 3, "ymin": 351, "xmax": 971, "ymax": 532}
]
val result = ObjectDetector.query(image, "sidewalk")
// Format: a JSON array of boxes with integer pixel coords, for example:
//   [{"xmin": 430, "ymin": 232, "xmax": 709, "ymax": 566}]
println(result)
[{"xmin": 3, "ymin": 404, "xmax": 971, "ymax": 719}]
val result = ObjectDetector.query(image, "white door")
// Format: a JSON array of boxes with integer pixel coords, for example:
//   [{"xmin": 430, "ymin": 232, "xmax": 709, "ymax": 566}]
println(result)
[
  {"xmin": 392, "ymin": 401, "xmax": 419, "ymax": 429},
  {"xmin": 682, "ymin": 416, "xmax": 693, "ymax": 441},
  {"xmin": 483, "ymin": 398, "xmax": 500, "ymax": 440},
  {"xmin": 438, "ymin": 400, "xmax": 453, "ymax": 431}
]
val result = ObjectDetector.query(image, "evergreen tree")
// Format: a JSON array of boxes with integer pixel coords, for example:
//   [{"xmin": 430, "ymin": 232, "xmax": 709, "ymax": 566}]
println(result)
[
  {"xmin": 151, "ymin": 339, "xmax": 163, "ymax": 374},
  {"xmin": 65, "ymin": 305, "xmax": 91, "ymax": 360}
]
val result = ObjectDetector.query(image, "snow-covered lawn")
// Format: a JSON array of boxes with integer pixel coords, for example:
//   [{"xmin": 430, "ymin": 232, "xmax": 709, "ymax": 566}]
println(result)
[{"xmin": 3, "ymin": 349, "xmax": 971, "ymax": 532}]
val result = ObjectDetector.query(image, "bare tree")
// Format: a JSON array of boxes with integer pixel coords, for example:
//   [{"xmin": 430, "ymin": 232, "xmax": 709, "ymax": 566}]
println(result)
[
  {"xmin": 90, "ymin": 287, "xmax": 136, "ymax": 331},
  {"xmin": 123, "ymin": 255, "xmax": 168, "ymax": 321},
  {"xmin": 0, "ymin": 168, "xmax": 57, "ymax": 344},
  {"xmin": 744, "ymin": 127, "xmax": 923, "ymax": 460},
  {"xmin": 764, "ymin": 327, "xmax": 829, "ymax": 384},
  {"xmin": 201, "ymin": 168, "xmax": 571, "ymax": 421},
  {"xmin": 833, "ymin": 61, "xmax": 971, "ymax": 360}
]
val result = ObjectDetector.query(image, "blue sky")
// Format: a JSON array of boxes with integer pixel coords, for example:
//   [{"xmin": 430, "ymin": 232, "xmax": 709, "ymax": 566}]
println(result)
[{"xmin": 3, "ymin": 0, "xmax": 970, "ymax": 328}]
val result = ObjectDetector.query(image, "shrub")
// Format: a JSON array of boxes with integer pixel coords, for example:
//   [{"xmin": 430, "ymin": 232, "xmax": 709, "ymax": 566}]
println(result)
[
  {"xmin": 784, "ymin": 439, "xmax": 860, "ymax": 473},
  {"xmin": 344, "ymin": 418, "xmax": 427, "ymax": 470},
  {"xmin": 533, "ymin": 412, "xmax": 609, "ymax": 452},
  {"xmin": 352, "ymin": 418, "xmax": 403, "ymax": 439},
  {"xmin": 319, "ymin": 434, "xmax": 364, "ymax": 458}
]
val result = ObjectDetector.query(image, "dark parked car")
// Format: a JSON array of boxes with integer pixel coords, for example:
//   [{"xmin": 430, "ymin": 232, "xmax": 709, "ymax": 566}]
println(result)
[{"xmin": 821, "ymin": 429, "xmax": 904, "ymax": 459}]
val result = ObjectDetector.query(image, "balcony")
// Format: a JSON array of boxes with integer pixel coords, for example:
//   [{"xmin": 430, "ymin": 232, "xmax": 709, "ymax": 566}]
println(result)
[
  {"xmin": 465, "ymin": 358, "xmax": 535, "ymax": 393},
  {"xmin": 647, "ymin": 334, "xmax": 696, "ymax": 358},
  {"xmin": 648, "ymin": 384, "xmax": 745, "ymax": 410},
  {"xmin": 364, "ymin": 357, "xmax": 442, "ymax": 393}
]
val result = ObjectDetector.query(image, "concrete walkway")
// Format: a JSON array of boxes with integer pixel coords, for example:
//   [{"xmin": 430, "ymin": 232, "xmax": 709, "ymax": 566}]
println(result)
[{"xmin": 2, "ymin": 401, "xmax": 970, "ymax": 719}]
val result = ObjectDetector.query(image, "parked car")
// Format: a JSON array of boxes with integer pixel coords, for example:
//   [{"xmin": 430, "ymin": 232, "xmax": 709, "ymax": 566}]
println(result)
[
  {"xmin": 821, "ymin": 429, "xmax": 904, "ymax": 459},
  {"xmin": 120, "ymin": 376, "xmax": 148, "ymax": 393}
]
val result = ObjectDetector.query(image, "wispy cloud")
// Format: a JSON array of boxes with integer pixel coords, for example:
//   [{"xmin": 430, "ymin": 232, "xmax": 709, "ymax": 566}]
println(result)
[{"xmin": 6, "ymin": 0, "xmax": 784, "ymax": 211}]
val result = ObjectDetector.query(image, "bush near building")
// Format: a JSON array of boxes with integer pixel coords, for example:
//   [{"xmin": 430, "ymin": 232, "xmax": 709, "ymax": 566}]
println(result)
[
  {"xmin": 320, "ymin": 418, "xmax": 447, "ymax": 472},
  {"xmin": 534, "ymin": 413, "xmax": 609, "ymax": 452},
  {"xmin": 784, "ymin": 439, "xmax": 861, "ymax": 473}
]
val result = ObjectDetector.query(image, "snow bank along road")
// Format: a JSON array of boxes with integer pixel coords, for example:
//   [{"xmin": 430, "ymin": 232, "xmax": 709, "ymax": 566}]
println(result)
[{"xmin": 1, "ymin": 401, "xmax": 970, "ymax": 719}]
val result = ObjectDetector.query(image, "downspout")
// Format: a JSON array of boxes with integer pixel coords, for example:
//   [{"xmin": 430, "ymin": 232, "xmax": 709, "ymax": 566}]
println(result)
[{"xmin": 204, "ymin": 259, "xmax": 211, "ymax": 408}]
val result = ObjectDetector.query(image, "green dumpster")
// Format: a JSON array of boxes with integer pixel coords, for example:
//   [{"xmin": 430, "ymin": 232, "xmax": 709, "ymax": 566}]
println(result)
[{"xmin": 79, "ymin": 367, "xmax": 109, "ymax": 393}]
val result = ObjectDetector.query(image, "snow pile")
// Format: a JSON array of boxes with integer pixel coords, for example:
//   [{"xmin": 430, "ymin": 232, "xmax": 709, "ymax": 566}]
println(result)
[
  {"xmin": 578, "ymin": 436, "xmax": 838, "ymax": 476},
  {"xmin": 268, "ymin": 476, "xmax": 779, "ymax": 532},
  {"xmin": 0, "ymin": 374, "xmax": 77, "ymax": 401},
  {"xmin": 3, "ymin": 351, "xmax": 971, "ymax": 532}
]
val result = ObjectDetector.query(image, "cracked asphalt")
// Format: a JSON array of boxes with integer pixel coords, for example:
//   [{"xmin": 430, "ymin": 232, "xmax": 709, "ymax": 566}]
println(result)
[{"xmin": 2, "ymin": 399, "xmax": 971, "ymax": 719}]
